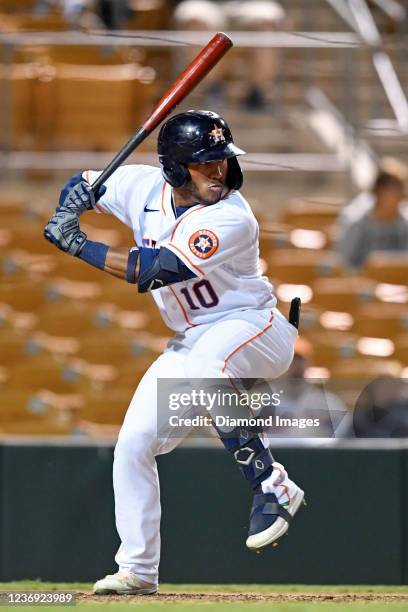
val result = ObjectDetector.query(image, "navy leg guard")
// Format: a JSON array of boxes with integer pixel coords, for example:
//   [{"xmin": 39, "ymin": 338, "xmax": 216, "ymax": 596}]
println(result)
[{"xmin": 214, "ymin": 426, "xmax": 274, "ymax": 491}]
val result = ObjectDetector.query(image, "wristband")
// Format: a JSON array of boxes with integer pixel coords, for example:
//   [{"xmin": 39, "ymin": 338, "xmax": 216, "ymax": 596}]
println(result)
[
  {"xmin": 78, "ymin": 240, "xmax": 109, "ymax": 270},
  {"xmin": 126, "ymin": 247, "xmax": 140, "ymax": 284}
]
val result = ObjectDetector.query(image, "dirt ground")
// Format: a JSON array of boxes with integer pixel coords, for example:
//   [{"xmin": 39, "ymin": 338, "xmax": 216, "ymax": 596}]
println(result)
[{"xmin": 77, "ymin": 591, "xmax": 408, "ymax": 604}]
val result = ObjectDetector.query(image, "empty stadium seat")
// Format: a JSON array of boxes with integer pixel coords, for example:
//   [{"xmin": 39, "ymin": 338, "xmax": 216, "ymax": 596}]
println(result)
[
  {"xmin": 311, "ymin": 277, "xmax": 377, "ymax": 311},
  {"xmin": 308, "ymin": 331, "xmax": 359, "ymax": 369},
  {"xmin": 266, "ymin": 249, "xmax": 342, "ymax": 284},
  {"xmin": 331, "ymin": 358, "xmax": 403, "ymax": 379},
  {"xmin": 0, "ymin": 63, "xmax": 37, "ymax": 149},
  {"xmin": 51, "ymin": 63, "xmax": 155, "ymax": 150},
  {"xmin": 0, "ymin": 281, "xmax": 48, "ymax": 311},
  {"xmin": 352, "ymin": 303, "xmax": 408, "ymax": 338},
  {"xmin": 364, "ymin": 252, "xmax": 408, "ymax": 284},
  {"xmin": 281, "ymin": 199, "xmax": 341, "ymax": 230},
  {"xmin": 78, "ymin": 391, "xmax": 133, "ymax": 425}
]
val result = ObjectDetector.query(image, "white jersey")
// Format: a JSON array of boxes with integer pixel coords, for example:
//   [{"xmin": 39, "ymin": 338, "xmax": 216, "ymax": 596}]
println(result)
[{"xmin": 84, "ymin": 165, "xmax": 276, "ymax": 332}]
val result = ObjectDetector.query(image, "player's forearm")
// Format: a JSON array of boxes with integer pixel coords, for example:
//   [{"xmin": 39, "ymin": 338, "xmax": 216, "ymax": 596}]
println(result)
[
  {"xmin": 104, "ymin": 247, "xmax": 138, "ymax": 281},
  {"xmin": 77, "ymin": 242, "xmax": 140, "ymax": 284}
]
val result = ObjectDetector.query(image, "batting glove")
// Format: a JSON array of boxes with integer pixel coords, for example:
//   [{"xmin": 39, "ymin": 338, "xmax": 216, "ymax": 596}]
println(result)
[
  {"xmin": 44, "ymin": 208, "xmax": 88, "ymax": 256},
  {"xmin": 59, "ymin": 180, "xmax": 106, "ymax": 215}
]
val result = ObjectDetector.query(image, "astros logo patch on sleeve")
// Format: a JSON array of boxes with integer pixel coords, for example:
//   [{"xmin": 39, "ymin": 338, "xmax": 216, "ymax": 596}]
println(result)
[{"xmin": 189, "ymin": 229, "xmax": 219, "ymax": 259}]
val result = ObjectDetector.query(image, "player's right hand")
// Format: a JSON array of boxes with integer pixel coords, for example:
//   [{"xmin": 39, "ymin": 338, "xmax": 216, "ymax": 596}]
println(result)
[
  {"xmin": 44, "ymin": 208, "xmax": 88, "ymax": 256},
  {"xmin": 60, "ymin": 180, "xmax": 97, "ymax": 215},
  {"xmin": 58, "ymin": 173, "xmax": 106, "ymax": 215}
]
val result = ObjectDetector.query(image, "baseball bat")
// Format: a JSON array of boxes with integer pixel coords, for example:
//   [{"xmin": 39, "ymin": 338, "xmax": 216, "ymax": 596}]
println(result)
[{"xmin": 91, "ymin": 32, "xmax": 233, "ymax": 199}]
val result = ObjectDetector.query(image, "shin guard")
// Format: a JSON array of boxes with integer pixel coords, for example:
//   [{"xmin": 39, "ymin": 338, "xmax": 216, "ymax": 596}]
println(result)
[{"xmin": 215, "ymin": 426, "xmax": 274, "ymax": 491}]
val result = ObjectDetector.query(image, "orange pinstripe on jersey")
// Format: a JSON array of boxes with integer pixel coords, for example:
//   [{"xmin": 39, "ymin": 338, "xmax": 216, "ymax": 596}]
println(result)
[
  {"xmin": 170, "ymin": 204, "xmax": 206, "ymax": 241},
  {"xmin": 160, "ymin": 181, "xmax": 167, "ymax": 216},
  {"xmin": 166, "ymin": 243, "xmax": 205, "ymax": 276},
  {"xmin": 169, "ymin": 285, "xmax": 197, "ymax": 327}
]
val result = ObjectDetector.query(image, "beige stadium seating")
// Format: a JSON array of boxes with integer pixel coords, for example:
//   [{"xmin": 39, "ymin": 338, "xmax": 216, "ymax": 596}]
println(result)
[
  {"xmin": 126, "ymin": 0, "xmax": 171, "ymax": 30},
  {"xmin": 7, "ymin": 358, "xmax": 79, "ymax": 393},
  {"xmin": 352, "ymin": 303, "xmax": 408, "ymax": 339},
  {"xmin": 281, "ymin": 200, "xmax": 341, "ymax": 230},
  {"xmin": 393, "ymin": 334, "xmax": 408, "ymax": 365},
  {"xmin": 0, "ymin": 63, "xmax": 37, "ymax": 149},
  {"xmin": 34, "ymin": 303, "xmax": 102, "ymax": 337},
  {"xmin": 311, "ymin": 277, "xmax": 377, "ymax": 311},
  {"xmin": 0, "ymin": 281, "xmax": 48, "ymax": 311},
  {"xmin": 50, "ymin": 63, "xmax": 155, "ymax": 150},
  {"xmin": 363, "ymin": 252, "xmax": 408, "ymax": 284},
  {"xmin": 0, "ymin": 0, "xmax": 36, "ymax": 11},
  {"xmin": 331, "ymin": 358, "xmax": 403, "ymax": 380},
  {"xmin": 1, "ymin": 58, "xmax": 156, "ymax": 151},
  {"xmin": 46, "ymin": 46, "xmax": 128, "ymax": 67},
  {"xmin": 0, "ymin": 390, "xmax": 76, "ymax": 435},
  {"xmin": 266, "ymin": 249, "xmax": 342, "ymax": 284},
  {"xmin": 78, "ymin": 391, "xmax": 134, "ymax": 425},
  {"xmin": 308, "ymin": 331, "xmax": 359, "ymax": 369},
  {"xmin": 0, "ymin": 330, "xmax": 37, "ymax": 365}
]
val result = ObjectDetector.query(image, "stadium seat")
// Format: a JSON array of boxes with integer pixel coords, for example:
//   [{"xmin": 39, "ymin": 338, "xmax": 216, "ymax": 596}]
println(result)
[
  {"xmin": 266, "ymin": 249, "xmax": 342, "ymax": 284},
  {"xmin": 78, "ymin": 391, "xmax": 133, "ymax": 425},
  {"xmin": 307, "ymin": 331, "xmax": 359, "ymax": 369},
  {"xmin": 125, "ymin": 0, "xmax": 171, "ymax": 30},
  {"xmin": 1, "ymin": 250, "xmax": 56, "ymax": 281},
  {"xmin": 281, "ymin": 199, "xmax": 341, "ymax": 230},
  {"xmin": 0, "ymin": 281, "xmax": 48, "ymax": 311},
  {"xmin": 393, "ymin": 334, "xmax": 408, "ymax": 365},
  {"xmin": 311, "ymin": 277, "xmax": 377, "ymax": 311},
  {"xmin": 0, "ymin": 63, "xmax": 37, "ymax": 149},
  {"xmin": 363, "ymin": 252, "xmax": 408, "ymax": 284},
  {"xmin": 352, "ymin": 303, "xmax": 408, "ymax": 338},
  {"xmin": 51, "ymin": 64, "xmax": 155, "ymax": 150},
  {"xmin": 331, "ymin": 358, "xmax": 403, "ymax": 379},
  {"xmin": 0, "ymin": 388, "xmax": 77, "ymax": 435},
  {"xmin": 7, "ymin": 357, "xmax": 79, "ymax": 392}
]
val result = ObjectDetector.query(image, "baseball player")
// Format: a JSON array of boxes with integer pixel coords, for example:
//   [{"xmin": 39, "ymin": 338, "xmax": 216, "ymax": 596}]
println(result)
[{"xmin": 44, "ymin": 110, "xmax": 305, "ymax": 595}]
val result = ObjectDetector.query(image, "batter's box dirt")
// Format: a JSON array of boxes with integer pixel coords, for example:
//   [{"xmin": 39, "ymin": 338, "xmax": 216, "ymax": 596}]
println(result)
[{"xmin": 77, "ymin": 592, "xmax": 408, "ymax": 603}]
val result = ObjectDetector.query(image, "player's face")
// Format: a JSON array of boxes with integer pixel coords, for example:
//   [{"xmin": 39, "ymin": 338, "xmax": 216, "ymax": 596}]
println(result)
[{"xmin": 187, "ymin": 159, "xmax": 229, "ymax": 205}]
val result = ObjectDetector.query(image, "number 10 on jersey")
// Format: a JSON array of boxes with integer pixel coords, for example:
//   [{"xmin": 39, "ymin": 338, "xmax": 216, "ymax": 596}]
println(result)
[{"xmin": 180, "ymin": 280, "xmax": 219, "ymax": 309}]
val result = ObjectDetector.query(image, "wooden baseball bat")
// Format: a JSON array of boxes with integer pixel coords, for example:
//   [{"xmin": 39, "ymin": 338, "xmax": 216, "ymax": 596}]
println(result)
[{"xmin": 91, "ymin": 32, "xmax": 233, "ymax": 199}]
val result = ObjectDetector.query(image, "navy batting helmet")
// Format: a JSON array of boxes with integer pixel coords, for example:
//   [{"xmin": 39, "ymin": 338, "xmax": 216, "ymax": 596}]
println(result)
[{"xmin": 157, "ymin": 110, "xmax": 245, "ymax": 190}]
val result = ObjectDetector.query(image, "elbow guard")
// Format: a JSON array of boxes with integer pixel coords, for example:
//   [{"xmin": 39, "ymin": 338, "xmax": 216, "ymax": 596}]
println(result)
[{"xmin": 138, "ymin": 247, "xmax": 197, "ymax": 293}]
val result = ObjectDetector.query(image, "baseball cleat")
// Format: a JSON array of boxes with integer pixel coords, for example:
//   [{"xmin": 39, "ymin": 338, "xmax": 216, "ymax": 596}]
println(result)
[
  {"xmin": 93, "ymin": 571, "xmax": 157, "ymax": 595},
  {"xmin": 246, "ymin": 486, "xmax": 305, "ymax": 551}
]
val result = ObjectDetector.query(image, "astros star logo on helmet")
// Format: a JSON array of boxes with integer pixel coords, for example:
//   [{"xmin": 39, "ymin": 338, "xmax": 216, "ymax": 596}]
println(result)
[
  {"xmin": 189, "ymin": 229, "xmax": 219, "ymax": 259},
  {"xmin": 209, "ymin": 125, "xmax": 226, "ymax": 144}
]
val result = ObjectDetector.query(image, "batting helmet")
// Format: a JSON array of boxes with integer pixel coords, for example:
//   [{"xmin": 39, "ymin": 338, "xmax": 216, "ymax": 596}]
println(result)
[{"xmin": 157, "ymin": 110, "xmax": 245, "ymax": 190}]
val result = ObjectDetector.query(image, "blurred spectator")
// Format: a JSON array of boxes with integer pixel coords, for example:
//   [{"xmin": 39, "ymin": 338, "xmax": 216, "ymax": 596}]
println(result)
[
  {"xmin": 173, "ymin": 0, "xmax": 286, "ymax": 111},
  {"xmin": 338, "ymin": 159, "xmax": 408, "ymax": 269},
  {"xmin": 96, "ymin": 0, "xmax": 131, "ymax": 29},
  {"xmin": 34, "ymin": 0, "xmax": 104, "ymax": 28},
  {"xmin": 271, "ymin": 337, "xmax": 351, "ymax": 438},
  {"xmin": 353, "ymin": 376, "xmax": 408, "ymax": 437}
]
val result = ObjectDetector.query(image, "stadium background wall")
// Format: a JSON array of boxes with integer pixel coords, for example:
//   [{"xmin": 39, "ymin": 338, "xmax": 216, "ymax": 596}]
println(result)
[{"xmin": 0, "ymin": 443, "xmax": 407, "ymax": 584}]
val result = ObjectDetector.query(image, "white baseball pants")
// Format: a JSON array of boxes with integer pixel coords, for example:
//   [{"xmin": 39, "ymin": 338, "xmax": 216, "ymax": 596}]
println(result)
[{"xmin": 113, "ymin": 307, "xmax": 298, "ymax": 584}]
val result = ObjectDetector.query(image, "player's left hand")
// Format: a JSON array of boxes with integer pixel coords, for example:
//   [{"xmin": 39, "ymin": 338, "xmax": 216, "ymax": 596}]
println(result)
[{"xmin": 44, "ymin": 208, "xmax": 88, "ymax": 256}]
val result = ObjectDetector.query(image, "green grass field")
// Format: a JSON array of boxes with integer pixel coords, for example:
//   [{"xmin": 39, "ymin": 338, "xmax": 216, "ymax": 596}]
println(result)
[{"xmin": 1, "ymin": 582, "xmax": 408, "ymax": 611}]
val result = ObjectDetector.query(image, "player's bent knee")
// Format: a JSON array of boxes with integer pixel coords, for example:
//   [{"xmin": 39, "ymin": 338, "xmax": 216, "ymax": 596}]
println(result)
[
  {"xmin": 114, "ymin": 429, "xmax": 159, "ymax": 460},
  {"xmin": 184, "ymin": 358, "xmax": 224, "ymax": 380}
]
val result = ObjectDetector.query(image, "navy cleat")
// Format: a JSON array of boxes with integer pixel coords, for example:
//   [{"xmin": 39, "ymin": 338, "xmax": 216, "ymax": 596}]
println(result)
[{"xmin": 246, "ymin": 486, "xmax": 305, "ymax": 551}]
